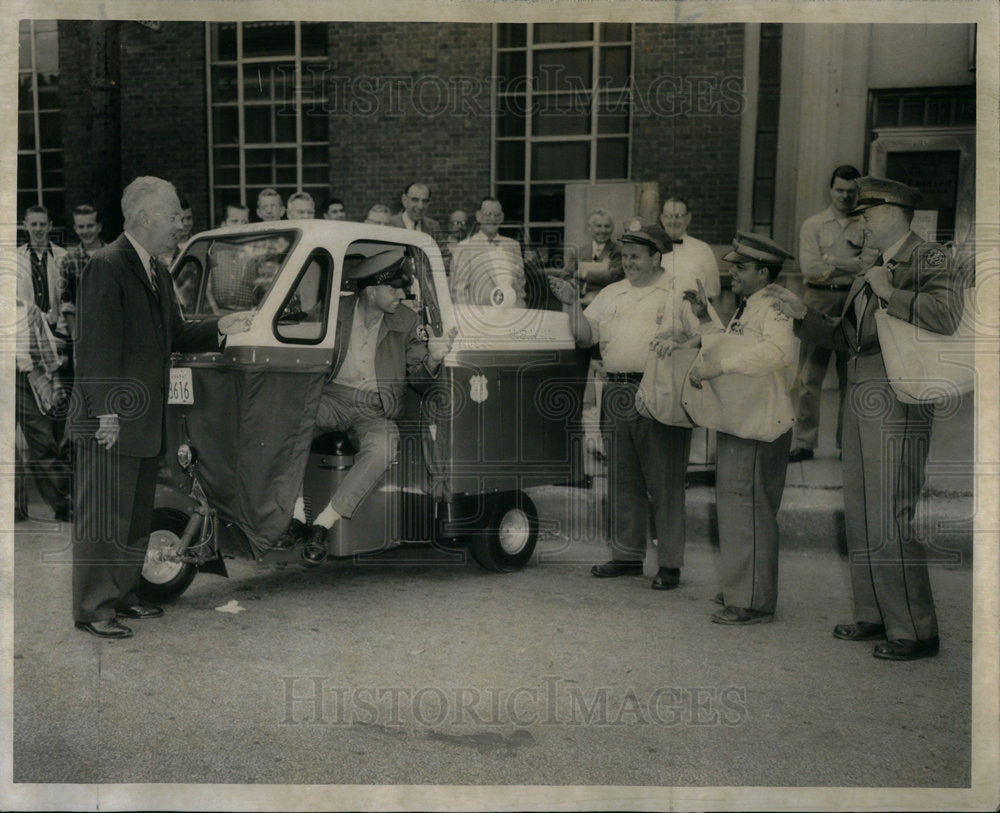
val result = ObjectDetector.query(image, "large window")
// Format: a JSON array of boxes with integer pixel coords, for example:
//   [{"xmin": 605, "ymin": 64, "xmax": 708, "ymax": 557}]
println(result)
[
  {"xmin": 207, "ymin": 22, "xmax": 330, "ymax": 224},
  {"xmin": 18, "ymin": 20, "xmax": 63, "ymax": 225},
  {"xmin": 493, "ymin": 23, "xmax": 632, "ymax": 254}
]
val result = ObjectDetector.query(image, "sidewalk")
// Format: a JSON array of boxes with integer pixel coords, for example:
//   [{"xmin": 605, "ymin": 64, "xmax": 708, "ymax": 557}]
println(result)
[{"xmin": 551, "ymin": 386, "xmax": 975, "ymax": 566}]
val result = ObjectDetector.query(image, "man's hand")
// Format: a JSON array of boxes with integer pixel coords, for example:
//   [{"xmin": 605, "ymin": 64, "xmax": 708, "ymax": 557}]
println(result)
[
  {"xmin": 650, "ymin": 334, "xmax": 700, "ymax": 359},
  {"xmin": 761, "ymin": 284, "xmax": 807, "ymax": 320},
  {"xmin": 428, "ymin": 326, "xmax": 458, "ymax": 365},
  {"xmin": 218, "ymin": 310, "xmax": 255, "ymax": 335},
  {"xmin": 95, "ymin": 414, "xmax": 119, "ymax": 450},
  {"xmin": 548, "ymin": 276, "xmax": 580, "ymax": 305},
  {"xmin": 688, "ymin": 356, "xmax": 723, "ymax": 390},
  {"xmin": 864, "ymin": 264, "xmax": 894, "ymax": 301},
  {"xmin": 682, "ymin": 279, "xmax": 711, "ymax": 321}
]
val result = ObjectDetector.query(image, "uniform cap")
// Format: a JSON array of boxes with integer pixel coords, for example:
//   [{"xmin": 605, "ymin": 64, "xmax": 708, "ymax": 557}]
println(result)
[
  {"xmin": 848, "ymin": 176, "xmax": 922, "ymax": 215},
  {"xmin": 618, "ymin": 224, "xmax": 671, "ymax": 254},
  {"xmin": 347, "ymin": 248, "xmax": 412, "ymax": 288},
  {"xmin": 722, "ymin": 231, "xmax": 794, "ymax": 264}
]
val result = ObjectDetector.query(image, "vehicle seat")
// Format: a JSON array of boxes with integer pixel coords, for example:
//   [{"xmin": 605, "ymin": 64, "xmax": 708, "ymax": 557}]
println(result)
[{"xmin": 310, "ymin": 432, "xmax": 358, "ymax": 456}]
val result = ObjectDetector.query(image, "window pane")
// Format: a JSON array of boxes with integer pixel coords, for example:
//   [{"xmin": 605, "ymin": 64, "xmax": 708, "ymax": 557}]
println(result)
[
  {"xmin": 954, "ymin": 96, "xmax": 975, "ymax": 125},
  {"xmin": 497, "ymin": 24, "xmax": 526, "ymax": 48},
  {"xmin": 497, "ymin": 141, "xmax": 525, "ymax": 181},
  {"xmin": 213, "ymin": 65, "xmax": 238, "ymax": 103},
  {"xmin": 301, "ymin": 22, "xmax": 327, "ymax": 56},
  {"xmin": 754, "ymin": 131, "xmax": 777, "ymax": 177},
  {"xmin": 496, "ymin": 96, "xmax": 527, "ymax": 138},
  {"xmin": 534, "ymin": 93, "xmax": 591, "ymax": 136},
  {"xmin": 243, "ymin": 21, "xmax": 295, "ymax": 58},
  {"xmin": 212, "ymin": 106, "xmax": 239, "ymax": 143},
  {"xmin": 38, "ymin": 111, "xmax": 60, "ymax": 149},
  {"xmin": 34, "ymin": 23, "xmax": 58, "ymax": 75},
  {"xmin": 246, "ymin": 166, "xmax": 273, "ymax": 186},
  {"xmin": 597, "ymin": 92, "xmax": 629, "ymax": 133},
  {"xmin": 36, "ymin": 77, "xmax": 60, "ymax": 110},
  {"xmin": 532, "ymin": 142, "xmax": 589, "ymax": 180},
  {"xmin": 245, "ymin": 105, "xmax": 271, "ymax": 143},
  {"xmin": 275, "ymin": 165, "xmax": 298, "ymax": 185},
  {"xmin": 757, "ymin": 92, "xmax": 780, "ymax": 126},
  {"xmin": 212, "ymin": 23, "xmax": 237, "ymax": 61},
  {"xmin": 303, "ymin": 144, "xmax": 327, "ymax": 164},
  {"xmin": 40, "ymin": 150, "xmax": 63, "ymax": 186},
  {"xmin": 19, "ymin": 22, "xmax": 32, "ymax": 71},
  {"xmin": 596, "ymin": 139, "xmax": 628, "ymax": 179},
  {"xmin": 925, "ymin": 96, "xmax": 950, "ymax": 127},
  {"xmin": 534, "ymin": 48, "xmax": 592, "ymax": 89},
  {"xmin": 214, "ymin": 164, "xmax": 240, "ymax": 185},
  {"xmin": 496, "ymin": 184, "xmax": 525, "ymax": 223},
  {"xmin": 599, "ymin": 47, "xmax": 630, "ymax": 88},
  {"xmin": 18, "ymin": 112, "xmax": 35, "ymax": 151},
  {"xmin": 18, "ymin": 153, "xmax": 37, "ymax": 189},
  {"xmin": 900, "ymin": 97, "xmax": 925, "ymax": 127},
  {"xmin": 533, "ymin": 23, "xmax": 592, "ymax": 44},
  {"xmin": 275, "ymin": 106, "xmax": 296, "ymax": 142},
  {"xmin": 874, "ymin": 95, "xmax": 899, "ymax": 128},
  {"xmin": 528, "ymin": 185, "xmax": 566, "ymax": 221},
  {"xmin": 497, "ymin": 51, "xmax": 526, "ymax": 85},
  {"xmin": 302, "ymin": 165, "xmax": 327, "ymax": 184},
  {"xmin": 301, "ymin": 109, "xmax": 327, "ymax": 142},
  {"xmin": 18, "ymin": 74, "xmax": 33, "ymax": 109},
  {"xmin": 600, "ymin": 23, "xmax": 631, "ymax": 42}
]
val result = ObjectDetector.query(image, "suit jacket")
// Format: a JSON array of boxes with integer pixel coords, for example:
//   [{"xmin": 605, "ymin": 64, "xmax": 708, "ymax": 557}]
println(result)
[
  {"xmin": 795, "ymin": 232, "xmax": 964, "ymax": 381},
  {"xmin": 330, "ymin": 295, "xmax": 438, "ymax": 419},
  {"xmin": 69, "ymin": 233, "xmax": 221, "ymax": 457},
  {"xmin": 389, "ymin": 212, "xmax": 441, "ymax": 240}
]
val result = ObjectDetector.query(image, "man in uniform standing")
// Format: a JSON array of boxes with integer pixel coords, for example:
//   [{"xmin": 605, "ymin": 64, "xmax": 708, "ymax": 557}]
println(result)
[{"xmin": 769, "ymin": 177, "xmax": 964, "ymax": 660}]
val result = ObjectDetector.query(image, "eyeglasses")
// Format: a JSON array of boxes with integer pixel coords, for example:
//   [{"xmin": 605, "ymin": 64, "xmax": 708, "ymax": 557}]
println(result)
[{"xmin": 152, "ymin": 211, "xmax": 183, "ymax": 225}]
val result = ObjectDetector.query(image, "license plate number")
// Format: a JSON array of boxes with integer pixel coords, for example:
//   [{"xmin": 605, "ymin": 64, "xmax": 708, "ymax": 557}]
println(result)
[{"xmin": 169, "ymin": 367, "xmax": 194, "ymax": 405}]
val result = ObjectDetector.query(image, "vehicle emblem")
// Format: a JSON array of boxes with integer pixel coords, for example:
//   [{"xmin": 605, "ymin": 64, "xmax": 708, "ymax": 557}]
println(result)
[{"xmin": 470, "ymin": 374, "xmax": 489, "ymax": 403}]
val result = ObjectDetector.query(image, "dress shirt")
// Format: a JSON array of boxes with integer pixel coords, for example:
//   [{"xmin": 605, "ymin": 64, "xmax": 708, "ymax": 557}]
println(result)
[
  {"xmin": 799, "ymin": 205, "xmax": 877, "ymax": 286},
  {"xmin": 449, "ymin": 231, "xmax": 526, "ymax": 307},
  {"xmin": 332, "ymin": 300, "xmax": 383, "ymax": 392},
  {"xmin": 659, "ymin": 234, "xmax": 721, "ymax": 298}
]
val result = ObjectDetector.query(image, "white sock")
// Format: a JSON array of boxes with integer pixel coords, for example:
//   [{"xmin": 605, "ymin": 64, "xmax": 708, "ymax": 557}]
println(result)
[
  {"xmin": 292, "ymin": 497, "xmax": 306, "ymax": 523},
  {"xmin": 313, "ymin": 505, "xmax": 342, "ymax": 529}
]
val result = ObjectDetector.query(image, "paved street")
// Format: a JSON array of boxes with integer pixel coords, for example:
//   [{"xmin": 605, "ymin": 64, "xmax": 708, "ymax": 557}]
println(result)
[{"xmin": 12, "ymin": 503, "xmax": 973, "ymax": 791}]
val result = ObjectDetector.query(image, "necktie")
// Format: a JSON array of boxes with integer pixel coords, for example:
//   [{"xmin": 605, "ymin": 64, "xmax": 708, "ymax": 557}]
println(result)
[
  {"xmin": 729, "ymin": 299, "xmax": 746, "ymax": 331},
  {"xmin": 30, "ymin": 251, "xmax": 50, "ymax": 313},
  {"xmin": 147, "ymin": 257, "xmax": 161, "ymax": 300}
]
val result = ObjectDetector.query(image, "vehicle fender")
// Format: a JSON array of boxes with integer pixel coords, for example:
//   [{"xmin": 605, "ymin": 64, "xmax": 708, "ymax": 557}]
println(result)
[{"xmin": 154, "ymin": 482, "xmax": 200, "ymax": 516}]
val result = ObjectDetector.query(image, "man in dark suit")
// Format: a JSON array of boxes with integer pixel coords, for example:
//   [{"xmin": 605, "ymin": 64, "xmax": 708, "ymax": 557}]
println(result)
[
  {"xmin": 389, "ymin": 182, "xmax": 440, "ymax": 239},
  {"xmin": 70, "ymin": 176, "xmax": 252, "ymax": 639},
  {"xmin": 768, "ymin": 177, "xmax": 965, "ymax": 661}
]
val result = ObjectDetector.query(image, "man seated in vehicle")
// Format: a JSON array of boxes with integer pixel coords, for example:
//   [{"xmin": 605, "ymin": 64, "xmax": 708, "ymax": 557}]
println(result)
[{"xmin": 277, "ymin": 248, "xmax": 456, "ymax": 564}]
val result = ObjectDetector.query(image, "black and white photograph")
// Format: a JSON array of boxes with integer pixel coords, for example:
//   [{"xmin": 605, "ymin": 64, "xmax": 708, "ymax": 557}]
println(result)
[{"xmin": 3, "ymin": 1, "xmax": 998, "ymax": 810}]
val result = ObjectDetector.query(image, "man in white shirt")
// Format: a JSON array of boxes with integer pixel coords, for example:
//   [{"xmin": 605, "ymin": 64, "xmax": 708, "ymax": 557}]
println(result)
[
  {"xmin": 658, "ymin": 196, "xmax": 721, "ymax": 300},
  {"xmin": 449, "ymin": 197, "xmax": 526, "ymax": 308}
]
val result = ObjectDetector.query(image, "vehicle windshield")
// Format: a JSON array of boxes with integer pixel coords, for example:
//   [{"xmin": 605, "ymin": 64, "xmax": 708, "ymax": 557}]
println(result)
[{"xmin": 172, "ymin": 231, "xmax": 298, "ymax": 318}]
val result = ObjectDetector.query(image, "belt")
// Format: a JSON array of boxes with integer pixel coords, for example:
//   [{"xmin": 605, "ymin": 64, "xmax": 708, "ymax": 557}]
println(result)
[
  {"xmin": 605, "ymin": 372, "xmax": 643, "ymax": 384},
  {"xmin": 807, "ymin": 281, "xmax": 853, "ymax": 291}
]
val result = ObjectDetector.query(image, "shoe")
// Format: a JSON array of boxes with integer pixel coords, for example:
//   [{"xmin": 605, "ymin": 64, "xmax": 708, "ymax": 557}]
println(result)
[
  {"xmin": 714, "ymin": 591, "xmax": 724, "ymax": 606},
  {"xmin": 302, "ymin": 525, "xmax": 329, "ymax": 566},
  {"xmin": 590, "ymin": 560, "xmax": 643, "ymax": 578},
  {"xmin": 832, "ymin": 621, "xmax": 886, "ymax": 641},
  {"xmin": 273, "ymin": 518, "xmax": 307, "ymax": 550},
  {"xmin": 873, "ymin": 637, "xmax": 940, "ymax": 661},
  {"xmin": 650, "ymin": 567, "xmax": 680, "ymax": 590},
  {"xmin": 115, "ymin": 603, "xmax": 164, "ymax": 619},
  {"xmin": 788, "ymin": 448, "xmax": 814, "ymax": 463},
  {"xmin": 712, "ymin": 606, "xmax": 774, "ymax": 625},
  {"xmin": 75, "ymin": 619, "xmax": 133, "ymax": 639}
]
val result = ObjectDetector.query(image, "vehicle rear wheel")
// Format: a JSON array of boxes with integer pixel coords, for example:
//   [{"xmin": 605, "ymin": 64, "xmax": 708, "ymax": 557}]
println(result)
[
  {"xmin": 470, "ymin": 491, "xmax": 538, "ymax": 572},
  {"xmin": 138, "ymin": 507, "xmax": 198, "ymax": 602}
]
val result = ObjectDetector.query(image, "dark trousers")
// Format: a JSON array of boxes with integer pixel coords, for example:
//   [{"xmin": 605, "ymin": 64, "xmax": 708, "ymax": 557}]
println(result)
[
  {"xmin": 72, "ymin": 438, "xmax": 158, "ymax": 622},
  {"xmin": 602, "ymin": 380, "xmax": 691, "ymax": 568},
  {"xmin": 841, "ymin": 374, "xmax": 937, "ymax": 641},
  {"xmin": 15, "ymin": 370, "xmax": 71, "ymax": 517},
  {"xmin": 715, "ymin": 430, "xmax": 792, "ymax": 613}
]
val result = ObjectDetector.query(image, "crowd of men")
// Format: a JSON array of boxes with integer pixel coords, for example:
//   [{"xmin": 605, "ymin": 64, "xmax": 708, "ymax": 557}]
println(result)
[{"xmin": 14, "ymin": 169, "xmax": 965, "ymax": 661}]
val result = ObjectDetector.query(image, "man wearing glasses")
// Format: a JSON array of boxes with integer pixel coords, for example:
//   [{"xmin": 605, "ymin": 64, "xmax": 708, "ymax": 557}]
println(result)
[{"xmin": 658, "ymin": 196, "xmax": 721, "ymax": 301}]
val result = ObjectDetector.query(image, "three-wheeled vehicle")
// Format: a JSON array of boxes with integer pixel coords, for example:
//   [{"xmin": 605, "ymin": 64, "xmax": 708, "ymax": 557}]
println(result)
[{"xmin": 140, "ymin": 221, "xmax": 589, "ymax": 601}]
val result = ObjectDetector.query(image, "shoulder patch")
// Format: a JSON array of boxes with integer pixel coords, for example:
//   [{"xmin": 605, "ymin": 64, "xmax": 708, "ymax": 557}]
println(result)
[{"xmin": 924, "ymin": 248, "xmax": 947, "ymax": 267}]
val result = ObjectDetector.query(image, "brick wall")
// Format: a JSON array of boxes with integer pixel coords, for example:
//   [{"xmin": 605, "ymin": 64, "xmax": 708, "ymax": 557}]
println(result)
[
  {"xmin": 119, "ymin": 22, "xmax": 210, "ymax": 233},
  {"xmin": 631, "ymin": 24, "xmax": 745, "ymax": 244},
  {"xmin": 327, "ymin": 23, "xmax": 493, "ymax": 223}
]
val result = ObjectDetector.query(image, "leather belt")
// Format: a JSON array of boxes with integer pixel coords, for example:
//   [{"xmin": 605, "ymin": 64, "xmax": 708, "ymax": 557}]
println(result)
[
  {"xmin": 807, "ymin": 281, "xmax": 852, "ymax": 291},
  {"xmin": 606, "ymin": 372, "xmax": 643, "ymax": 384}
]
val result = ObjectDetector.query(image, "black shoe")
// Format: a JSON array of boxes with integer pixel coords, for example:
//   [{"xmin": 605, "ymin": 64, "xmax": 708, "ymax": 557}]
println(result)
[
  {"xmin": 832, "ymin": 621, "xmax": 886, "ymax": 641},
  {"xmin": 712, "ymin": 606, "xmax": 774, "ymax": 625},
  {"xmin": 788, "ymin": 448, "xmax": 814, "ymax": 463},
  {"xmin": 75, "ymin": 619, "xmax": 133, "ymax": 639},
  {"xmin": 273, "ymin": 518, "xmax": 307, "ymax": 550},
  {"xmin": 590, "ymin": 560, "xmax": 643, "ymax": 578},
  {"xmin": 873, "ymin": 637, "xmax": 939, "ymax": 661},
  {"xmin": 651, "ymin": 567, "xmax": 680, "ymax": 590},
  {"xmin": 114, "ymin": 603, "xmax": 164, "ymax": 619},
  {"xmin": 302, "ymin": 525, "xmax": 329, "ymax": 566}
]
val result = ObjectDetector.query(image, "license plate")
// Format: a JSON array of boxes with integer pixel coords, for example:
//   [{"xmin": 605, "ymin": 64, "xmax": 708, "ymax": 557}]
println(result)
[{"xmin": 168, "ymin": 367, "xmax": 194, "ymax": 405}]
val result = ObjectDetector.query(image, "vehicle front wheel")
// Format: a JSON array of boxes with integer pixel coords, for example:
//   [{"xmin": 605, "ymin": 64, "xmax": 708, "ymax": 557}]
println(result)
[
  {"xmin": 138, "ymin": 507, "xmax": 198, "ymax": 602},
  {"xmin": 470, "ymin": 491, "xmax": 538, "ymax": 572}
]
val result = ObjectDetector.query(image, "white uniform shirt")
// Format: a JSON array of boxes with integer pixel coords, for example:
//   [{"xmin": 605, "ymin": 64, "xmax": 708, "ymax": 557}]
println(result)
[
  {"xmin": 660, "ymin": 234, "xmax": 721, "ymax": 298},
  {"xmin": 718, "ymin": 288, "xmax": 798, "ymax": 379},
  {"xmin": 583, "ymin": 273, "xmax": 703, "ymax": 373}
]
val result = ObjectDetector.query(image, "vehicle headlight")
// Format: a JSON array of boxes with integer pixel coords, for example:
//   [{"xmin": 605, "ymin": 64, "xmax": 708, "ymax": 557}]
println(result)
[{"xmin": 177, "ymin": 443, "xmax": 198, "ymax": 469}]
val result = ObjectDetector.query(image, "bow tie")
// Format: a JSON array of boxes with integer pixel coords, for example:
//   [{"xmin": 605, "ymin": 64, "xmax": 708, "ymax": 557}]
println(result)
[{"xmin": 672, "ymin": 239, "xmax": 684, "ymax": 245}]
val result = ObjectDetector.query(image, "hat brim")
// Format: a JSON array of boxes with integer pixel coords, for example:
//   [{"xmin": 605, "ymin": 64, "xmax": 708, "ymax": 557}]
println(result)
[
  {"xmin": 618, "ymin": 234, "xmax": 667, "ymax": 254},
  {"xmin": 722, "ymin": 249, "xmax": 749, "ymax": 263}
]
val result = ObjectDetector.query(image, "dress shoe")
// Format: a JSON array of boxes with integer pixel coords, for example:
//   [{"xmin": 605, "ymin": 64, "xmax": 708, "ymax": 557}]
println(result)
[
  {"xmin": 712, "ymin": 606, "xmax": 774, "ymax": 625},
  {"xmin": 590, "ymin": 560, "xmax": 643, "ymax": 578},
  {"xmin": 273, "ymin": 518, "xmax": 307, "ymax": 550},
  {"xmin": 115, "ymin": 603, "xmax": 164, "ymax": 619},
  {"xmin": 832, "ymin": 621, "xmax": 886, "ymax": 641},
  {"xmin": 75, "ymin": 619, "xmax": 133, "ymax": 639},
  {"xmin": 302, "ymin": 525, "xmax": 329, "ymax": 566},
  {"xmin": 873, "ymin": 637, "xmax": 939, "ymax": 661},
  {"xmin": 788, "ymin": 447, "xmax": 814, "ymax": 463},
  {"xmin": 650, "ymin": 567, "xmax": 680, "ymax": 590}
]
